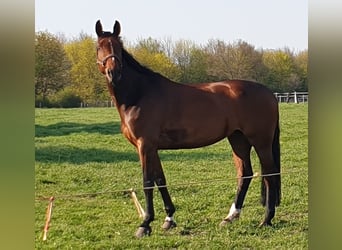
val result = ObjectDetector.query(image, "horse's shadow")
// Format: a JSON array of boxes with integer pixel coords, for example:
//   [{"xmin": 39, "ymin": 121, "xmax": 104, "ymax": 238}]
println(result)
[
  {"xmin": 35, "ymin": 145, "xmax": 138, "ymax": 164},
  {"xmin": 175, "ymin": 219, "xmax": 293, "ymax": 237},
  {"xmin": 35, "ymin": 121, "xmax": 121, "ymax": 137}
]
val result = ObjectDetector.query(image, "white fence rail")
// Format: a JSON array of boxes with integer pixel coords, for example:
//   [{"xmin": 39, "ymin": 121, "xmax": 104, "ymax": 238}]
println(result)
[{"xmin": 274, "ymin": 92, "xmax": 308, "ymax": 103}]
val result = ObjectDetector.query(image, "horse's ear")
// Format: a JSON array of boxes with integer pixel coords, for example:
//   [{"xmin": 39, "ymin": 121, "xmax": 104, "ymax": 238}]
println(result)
[
  {"xmin": 113, "ymin": 20, "xmax": 121, "ymax": 37},
  {"xmin": 96, "ymin": 20, "xmax": 103, "ymax": 37}
]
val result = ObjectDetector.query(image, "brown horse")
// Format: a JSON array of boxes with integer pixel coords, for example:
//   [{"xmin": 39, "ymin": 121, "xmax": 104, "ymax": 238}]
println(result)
[{"xmin": 95, "ymin": 20, "xmax": 281, "ymax": 238}]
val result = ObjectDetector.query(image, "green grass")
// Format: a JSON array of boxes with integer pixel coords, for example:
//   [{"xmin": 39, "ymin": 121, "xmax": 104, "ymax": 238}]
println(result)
[{"xmin": 35, "ymin": 103, "xmax": 308, "ymax": 249}]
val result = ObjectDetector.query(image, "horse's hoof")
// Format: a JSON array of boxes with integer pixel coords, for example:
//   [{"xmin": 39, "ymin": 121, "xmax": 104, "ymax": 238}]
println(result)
[
  {"xmin": 219, "ymin": 213, "xmax": 240, "ymax": 227},
  {"xmin": 219, "ymin": 219, "xmax": 232, "ymax": 227},
  {"xmin": 135, "ymin": 226, "xmax": 152, "ymax": 238},
  {"xmin": 259, "ymin": 221, "xmax": 272, "ymax": 227},
  {"xmin": 162, "ymin": 220, "xmax": 177, "ymax": 230}
]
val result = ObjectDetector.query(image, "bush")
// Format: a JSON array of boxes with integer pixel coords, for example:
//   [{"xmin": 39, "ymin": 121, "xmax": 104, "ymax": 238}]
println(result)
[
  {"xmin": 35, "ymin": 89, "xmax": 83, "ymax": 108},
  {"xmin": 35, "ymin": 96, "xmax": 57, "ymax": 108},
  {"xmin": 54, "ymin": 90, "xmax": 82, "ymax": 108}
]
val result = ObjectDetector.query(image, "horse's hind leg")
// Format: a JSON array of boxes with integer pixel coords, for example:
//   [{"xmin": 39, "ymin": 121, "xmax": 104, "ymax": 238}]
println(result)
[
  {"xmin": 254, "ymin": 145, "xmax": 279, "ymax": 226},
  {"xmin": 220, "ymin": 131, "xmax": 252, "ymax": 226}
]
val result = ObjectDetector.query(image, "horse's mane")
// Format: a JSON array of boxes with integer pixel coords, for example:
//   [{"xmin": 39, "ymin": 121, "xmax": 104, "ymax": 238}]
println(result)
[{"xmin": 121, "ymin": 48, "xmax": 160, "ymax": 77}]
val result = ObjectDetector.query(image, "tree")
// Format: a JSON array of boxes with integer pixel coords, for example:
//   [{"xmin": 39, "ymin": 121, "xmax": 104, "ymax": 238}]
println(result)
[
  {"xmin": 262, "ymin": 49, "xmax": 298, "ymax": 92},
  {"xmin": 186, "ymin": 47, "xmax": 210, "ymax": 83},
  {"xmin": 64, "ymin": 34, "xmax": 107, "ymax": 103},
  {"xmin": 35, "ymin": 31, "xmax": 70, "ymax": 99},
  {"xmin": 36, "ymin": 29, "xmax": 308, "ymax": 103},
  {"xmin": 130, "ymin": 38, "xmax": 181, "ymax": 81},
  {"xmin": 230, "ymin": 40, "xmax": 265, "ymax": 82},
  {"xmin": 172, "ymin": 39, "xmax": 193, "ymax": 82},
  {"xmin": 293, "ymin": 50, "xmax": 308, "ymax": 91},
  {"xmin": 171, "ymin": 40, "xmax": 209, "ymax": 83},
  {"xmin": 205, "ymin": 39, "xmax": 232, "ymax": 81},
  {"xmin": 135, "ymin": 37, "xmax": 163, "ymax": 54},
  {"xmin": 204, "ymin": 39, "xmax": 265, "ymax": 82}
]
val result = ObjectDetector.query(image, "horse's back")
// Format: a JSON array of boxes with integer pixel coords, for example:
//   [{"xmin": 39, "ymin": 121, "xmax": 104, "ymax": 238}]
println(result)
[
  {"xmin": 197, "ymin": 80, "xmax": 276, "ymax": 103},
  {"xmin": 196, "ymin": 80, "xmax": 279, "ymax": 142},
  {"xmin": 156, "ymin": 80, "xmax": 278, "ymax": 149}
]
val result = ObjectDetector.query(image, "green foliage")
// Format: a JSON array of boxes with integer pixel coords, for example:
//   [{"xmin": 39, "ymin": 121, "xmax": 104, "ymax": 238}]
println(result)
[
  {"xmin": 35, "ymin": 104, "xmax": 308, "ymax": 248},
  {"xmin": 135, "ymin": 37, "xmax": 164, "ymax": 54},
  {"xmin": 35, "ymin": 31, "xmax": 308, "ymax": 104},
  {"xmin": 35, "ymin": 89, "xmax": 83, "ymax": 108},
  {"xmin": 205, "ymin": 39, "xmax": 266, "ymax": 82},
  {"xmin": 262, "ymin": 49, "xmax": 304, "ymax": 92},
  {"xmin": 35, "ymin": 32, "xmax": 70, "ymax": 98},
  {"xmin": 130, "ymin": 40, "xmax": 181, "ymax": 81},
  {"xmin": 35, "ymin": 95, "xmax": 53, "ymax": 108},
  {"xmin": 53, "ymin": 88, "xmax": 83, "ymax": 108},
  {"xmin": 172, "ymin": 39, "xmax": 193, "ymax": 82},
  {"xmin": 64, "ymin": 34, "xmax": 107, "ymax": 104},
  {"xmin": 293, "ymin": 50, "xmax": 308, "ymax": 91},
  {"xmin": 171, "ymin": 40, "xmax": 209, "ymax": 83},
  {"xmin": 186, "ymin": 47, "xmax": 209, "ymax": 83}
]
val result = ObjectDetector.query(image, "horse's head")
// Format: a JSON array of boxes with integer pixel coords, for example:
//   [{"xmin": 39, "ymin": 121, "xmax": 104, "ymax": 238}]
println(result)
[{"xmin": 95, "ymin": 20, "xmax": 122, "ymax": 84}]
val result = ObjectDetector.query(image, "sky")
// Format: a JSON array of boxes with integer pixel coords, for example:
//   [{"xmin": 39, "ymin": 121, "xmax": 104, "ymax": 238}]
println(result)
[{"xmin": 35, "ymin": 0, "xmax": 308, "ymax": 51}]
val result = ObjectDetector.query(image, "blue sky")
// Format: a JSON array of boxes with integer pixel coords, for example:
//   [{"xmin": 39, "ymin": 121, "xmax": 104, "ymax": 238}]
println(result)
[{"xmin": 35, "ymin": 0, "xmax": 307, "ymax": 51}]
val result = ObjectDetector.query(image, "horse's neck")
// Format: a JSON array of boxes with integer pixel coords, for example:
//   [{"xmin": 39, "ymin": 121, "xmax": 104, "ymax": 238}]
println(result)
[
  {"xmin": 111, "ymin": 50, "xmax": 166, "ymax": 109},
  {"xmin": 105, "ymin": 80, "xmax": 117, "ymax": 104},
  {"xmin": 112, "ymin": 66, "xmax": 148, "ymax": 108}
]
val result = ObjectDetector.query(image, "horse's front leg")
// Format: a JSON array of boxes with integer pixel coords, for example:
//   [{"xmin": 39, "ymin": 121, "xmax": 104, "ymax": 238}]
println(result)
[
  {"xmin": 135, "ymin": 141, "xmax": 156, "ymax": 238},
  {"xmin": 153, "ymin": 154, "xmax": 176, "ymax": 230},
  {"xmin": 135, "ymin": 179, "xmax": 154, "ymax": 238},
  {"xmin": 135, "ymin": 141, "xmax": 176, "ymax": 238}
]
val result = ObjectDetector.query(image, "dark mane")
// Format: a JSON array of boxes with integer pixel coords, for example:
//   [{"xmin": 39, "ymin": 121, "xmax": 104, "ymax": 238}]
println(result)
[{"xmin": 122, "ymin": 48, "xmax": 161, "ymax": 77}]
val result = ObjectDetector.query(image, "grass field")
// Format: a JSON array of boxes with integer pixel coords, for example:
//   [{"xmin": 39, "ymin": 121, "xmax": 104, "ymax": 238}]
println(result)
[{"xmin": 35, "ymin": 103, "xmax": 308, "ymax": 249}]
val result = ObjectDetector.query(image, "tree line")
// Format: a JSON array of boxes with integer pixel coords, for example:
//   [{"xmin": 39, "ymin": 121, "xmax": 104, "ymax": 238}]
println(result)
[{"xmin": 35, "ymin": 31, "xmax": 307, "ymax": 107}]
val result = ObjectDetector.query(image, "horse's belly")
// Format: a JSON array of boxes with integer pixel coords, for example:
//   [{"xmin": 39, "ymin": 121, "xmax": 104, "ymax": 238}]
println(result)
[{"xmin": 157, "ymin": 125, "xmax": 226, "ymax": 149}]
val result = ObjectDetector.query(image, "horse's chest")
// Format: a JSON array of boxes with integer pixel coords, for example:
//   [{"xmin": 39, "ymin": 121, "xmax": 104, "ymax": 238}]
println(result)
[
  {"xmin": 118, "ymin": 106, "xmax": 142, "ymax": 146},
  {"xmin": 121, "ymin": 122, "xmax": 138, "ymax": 146}
]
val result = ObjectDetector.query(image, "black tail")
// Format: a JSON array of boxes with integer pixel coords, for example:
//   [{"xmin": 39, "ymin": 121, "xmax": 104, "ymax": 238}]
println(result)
[{"xmin": 261, "ymin": 123, "xmax": 281, "ymax": 206}]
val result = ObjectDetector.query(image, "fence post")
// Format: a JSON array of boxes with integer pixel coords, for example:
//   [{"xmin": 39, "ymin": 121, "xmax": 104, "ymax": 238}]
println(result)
[{"xmin": 294, "ymin": 91, "xmax": 298, "ymax": 104}]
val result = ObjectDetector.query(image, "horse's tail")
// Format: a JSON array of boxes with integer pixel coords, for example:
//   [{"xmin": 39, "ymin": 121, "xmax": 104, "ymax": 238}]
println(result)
[{"xmin": 261, "ymin": 122, "xmax": 281, "ymax": 206}]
